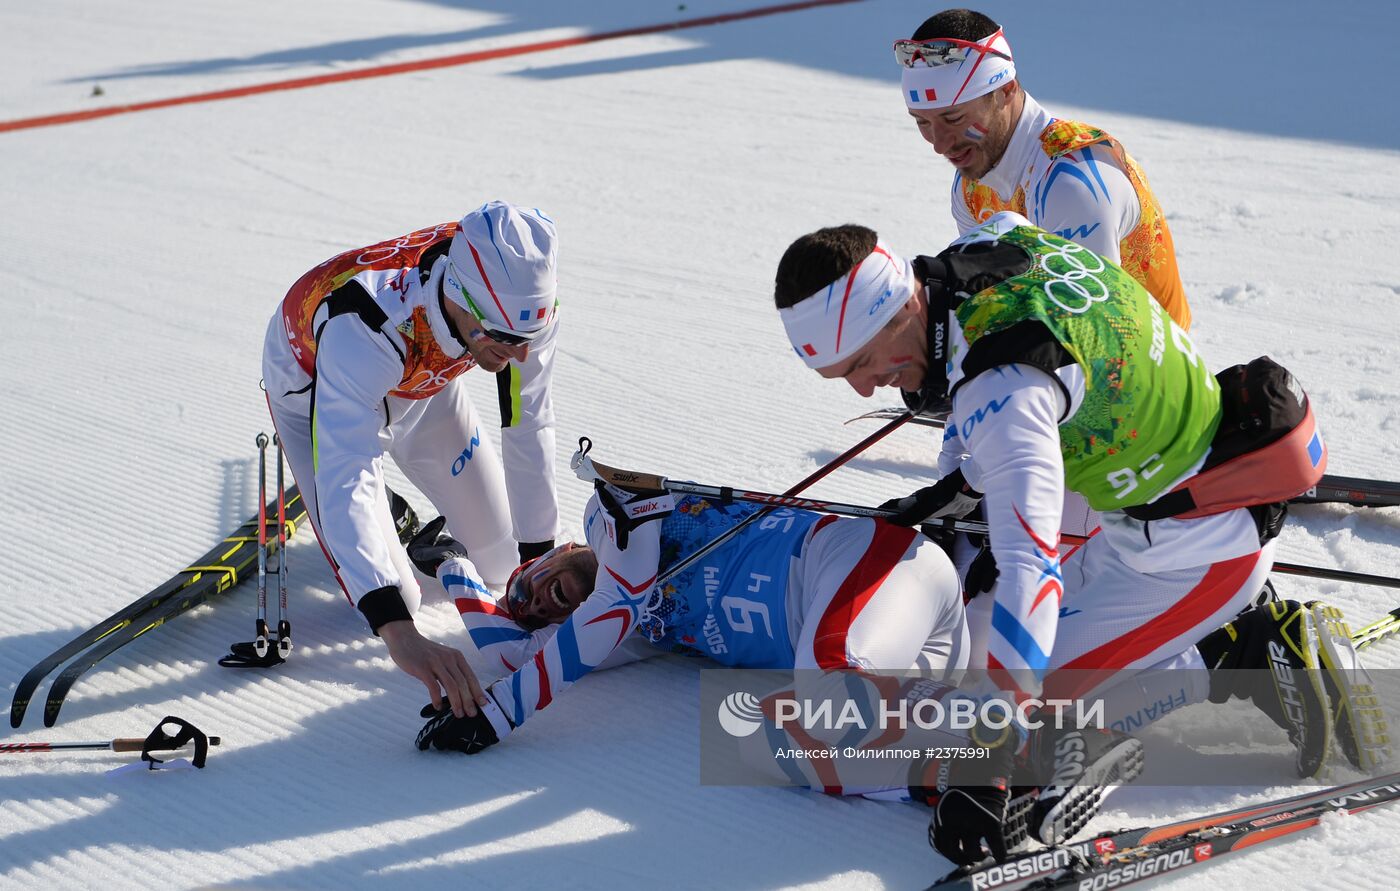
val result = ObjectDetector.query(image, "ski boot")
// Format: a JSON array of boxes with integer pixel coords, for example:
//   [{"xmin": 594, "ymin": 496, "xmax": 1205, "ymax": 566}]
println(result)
[
  {"xmin": 1310, "ymin": 602, "xmax": 1391, "ymax": 771},
  {"xmin": 1197, "ymin": 599, "xmax": 1331, "ymax": 777},
  {"xmin": 1025, "ymin": 724, "xmax": 1146, "ymax": 845},
  {"xmin": 914, "ymin": 722, "xmax": 1144, "ymax": 856}
]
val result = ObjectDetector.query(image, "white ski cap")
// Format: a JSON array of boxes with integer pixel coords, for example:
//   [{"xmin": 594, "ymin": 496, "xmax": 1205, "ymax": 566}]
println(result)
[{"xmin": 444, "ymin": 201, "xmax": 558, "ymax": 339}]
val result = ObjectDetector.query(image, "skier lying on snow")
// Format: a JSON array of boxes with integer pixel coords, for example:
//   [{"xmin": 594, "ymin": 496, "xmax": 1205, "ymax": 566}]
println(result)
[{"xmin": 404, "ymin": 458, "xmax": 1356, "ymax": 862}]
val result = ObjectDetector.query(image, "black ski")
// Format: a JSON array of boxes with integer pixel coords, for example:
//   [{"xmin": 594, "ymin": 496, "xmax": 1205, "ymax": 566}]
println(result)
[
  {"xmin": 847, "ymin": 407, "xmax": 1400, "ymax": 509},
  {"xmin": 10, "ymin": 487, "xmax": 306, "ymax": 728},
  {"xmin": 934, "ymin": 770, "xmax": 1400, "ymax": 890}
]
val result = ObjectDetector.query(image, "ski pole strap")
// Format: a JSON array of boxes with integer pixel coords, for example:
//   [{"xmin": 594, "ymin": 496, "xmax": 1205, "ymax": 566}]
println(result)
[{"xmin": 141, "ymin": 716, "xmax": 214, "ymax": 769}]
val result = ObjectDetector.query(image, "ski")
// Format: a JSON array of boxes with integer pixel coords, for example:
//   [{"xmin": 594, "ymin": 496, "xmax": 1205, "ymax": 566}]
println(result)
[
  {"xmin": 934, "ymin": 771, "xmax": 1400, "ymax": 890},
  {"xmin": 10, "ymin": 487, "xmax": 306, "ymax": 728},
  {"xmin": 1354, "ymin": 607, "xmax": 1400, "ymax": 651},
  {"xmin": 847, "ymin": 407, "xmax": 1400, "ymax": 509}
]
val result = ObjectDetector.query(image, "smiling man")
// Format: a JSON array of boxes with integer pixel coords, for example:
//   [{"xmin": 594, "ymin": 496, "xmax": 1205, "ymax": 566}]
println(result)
[
  {"xmin": 260, "ymin": 201, "xmax": 562, "ymax": 719},
  {"xmin": 417, "ymin": 487, "xmax": 969, "ymax": 706},
  {"xmin": 897, "ymin": 9, "xmax": 1191, "ymax": 330}
]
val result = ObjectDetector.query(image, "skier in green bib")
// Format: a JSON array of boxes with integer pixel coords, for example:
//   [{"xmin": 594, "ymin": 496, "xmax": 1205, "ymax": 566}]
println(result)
[{"xmin": 773, "ymin": 211, "xmax": 1368, "ymax": 866}]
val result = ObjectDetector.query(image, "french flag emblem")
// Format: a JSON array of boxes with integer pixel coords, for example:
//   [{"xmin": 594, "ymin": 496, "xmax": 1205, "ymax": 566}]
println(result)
[
  {"xmin": 908, "ymin": 88, "xmax": 937, "ymax": 103},
  {"xmin": 519, "ymin": 307, "xmax": 548, "ymax": 322}
]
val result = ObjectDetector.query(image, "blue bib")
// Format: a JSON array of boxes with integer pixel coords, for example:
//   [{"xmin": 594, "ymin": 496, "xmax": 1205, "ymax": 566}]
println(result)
[{"xmin": 645, "ymin": 496, "xmax": 824, "ymax": 668}]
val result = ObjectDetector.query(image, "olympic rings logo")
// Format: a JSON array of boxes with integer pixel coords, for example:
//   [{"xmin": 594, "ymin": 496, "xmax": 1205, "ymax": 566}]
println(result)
[
  {"xmin": 1036, "ymin": 233, "xmax": 1108, "ymax": 314},
  {"xmin": 355, "ymin": 223, "xmax": 456, "ymax": 266},
  {"xmin": 402, "ymin": 359, "xmax": 472, "ymax": 393}
]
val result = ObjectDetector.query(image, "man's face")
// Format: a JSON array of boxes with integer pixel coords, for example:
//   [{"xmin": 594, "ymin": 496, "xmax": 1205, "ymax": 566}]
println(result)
[
  {"xmin": 908, "ymin": 86, "xmax": 1017, "ymax": 180},
  {"xmin": 815, "ymin": 291, "xmax": 928, "ymax": 397},
  {"xmin": 512, "ymin": 545, "xmax": 598, "ymax": 626}
]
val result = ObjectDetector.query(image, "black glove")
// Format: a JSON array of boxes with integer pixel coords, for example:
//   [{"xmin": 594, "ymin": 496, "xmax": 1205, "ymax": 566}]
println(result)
[
  {"xmin": 405, "ymin": 516, "xmax": 468, "ymax": 577},
  {"xmin": 518, "ymin": 539, "xmax": 555, "ymax": 563},
  {"xmin": 964, "ymin": 540, "xmax": 999, "ymax": 599},
  {"xmin": 415, "ymin": 696, "xmax": 514, "ymax": 754},
  {"xmin": 881, "ymin": 468, "xmax": 982, "ymax": 527},
  {"xmin": 929, "ymin": 714, "xmax": 1018, "ymax": 865},
  {"xmin": 387, "ymin": 487, "xmax": 420, "ymax": 544}
]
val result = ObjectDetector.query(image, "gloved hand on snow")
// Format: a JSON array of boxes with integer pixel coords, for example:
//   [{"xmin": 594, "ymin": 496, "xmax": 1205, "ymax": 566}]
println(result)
[{"xmin": 415, "ymin": 688, "xmax": 514, "ymax": 754}]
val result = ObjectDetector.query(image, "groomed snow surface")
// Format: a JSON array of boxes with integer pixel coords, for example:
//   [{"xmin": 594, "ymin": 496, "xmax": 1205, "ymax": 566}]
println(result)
[{"xmin": 2, "ymin": 1, "xmax": 1399, "ymax": 888}]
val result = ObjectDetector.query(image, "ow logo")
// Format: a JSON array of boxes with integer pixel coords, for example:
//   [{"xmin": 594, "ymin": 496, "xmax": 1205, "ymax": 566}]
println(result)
[{"xmin": 451, "ymin": 428, "xmax": 482, "ymax": 476}]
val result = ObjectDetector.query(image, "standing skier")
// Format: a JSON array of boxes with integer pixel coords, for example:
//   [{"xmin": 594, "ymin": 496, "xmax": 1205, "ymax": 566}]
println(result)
[
  {"xmin": 894, "ymin": 8, "xmax": 1199, "ymax": 546},
  {"xmin": 261, "ymin": 201, "xmax": 561, "ymax": 718},
  {"xmin": 770, "ymin": 212, "xmax": 1353, "ymax": 865},
  {"xmin": 895, "ymin": 8, "xmax": 1191, "ymax": 329}
]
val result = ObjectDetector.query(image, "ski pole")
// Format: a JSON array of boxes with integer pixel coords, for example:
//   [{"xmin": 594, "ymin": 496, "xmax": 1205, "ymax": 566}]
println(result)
[
  {"xmin": 572, "ymin": 413, "xmax": 914, "ymax": 586},
  {"xmin": 578, "ymin": 458, "xmax": 1400, "ymax": 592},
  {"xmin": 1, "ymin": 716, "xmax": 222, "ymax": 769},
  {"xmin": 254, "ymin": 433, "xmax": 270, "ymax": 658},
  {"xmin": 274, "ymin": 433, "xmax": 292, "ymax": 658},
  {"xmin": 847, "ymin": 407, "xmax": 1400, "ymax": 509},
  {"xmin": 0, "ymin": 735, "xmax": 222, "ymax": 753}
]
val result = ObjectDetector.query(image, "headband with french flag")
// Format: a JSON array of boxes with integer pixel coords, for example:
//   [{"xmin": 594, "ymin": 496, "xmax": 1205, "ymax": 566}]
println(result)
[
  {"xmin": 902, "ymin": 28, "xmax": 1015, "ymax": 111},
  {"xmin": 779, "ymin": 241, "xmax": 916, "ymax": 370}
]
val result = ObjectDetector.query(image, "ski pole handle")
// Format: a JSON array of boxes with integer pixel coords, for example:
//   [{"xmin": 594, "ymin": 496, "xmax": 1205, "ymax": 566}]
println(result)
[
  {"xmin": 114, "ymin": 735, "xmax": 222, "ymax": 751},
  {"xmin": 572, "ymin": 440, "xmax": 668, "ymax": 491}
]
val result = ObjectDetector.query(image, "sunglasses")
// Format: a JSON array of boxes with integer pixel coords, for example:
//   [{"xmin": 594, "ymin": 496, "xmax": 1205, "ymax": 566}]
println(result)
[
  {"xmin": 503, "ymin": 543, "xmax": 579, "ymax": 630},
  {"xmin": 892, "ymin": 30, "xmax": 1011, "ymax": 69},
  {"xmin": 505, "ymin": 563, "xmax": 548, "ymax": 631}
]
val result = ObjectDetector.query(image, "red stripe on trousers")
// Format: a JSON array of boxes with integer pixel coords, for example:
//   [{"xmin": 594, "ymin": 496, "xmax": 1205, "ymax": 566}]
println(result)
[
  {"xmin": 812, "ymin": 522, "xmax": 918, "ymax": 670},
  {"xmin": 1046, "ymin": 550, "xmax": 1263, "ymax": 701}
]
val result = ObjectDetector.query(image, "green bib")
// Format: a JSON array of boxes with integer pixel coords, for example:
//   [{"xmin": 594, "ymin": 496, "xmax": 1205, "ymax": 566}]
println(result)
[{"xmin": 952, "ymin": 224, "xmax": 1219, "ymax": 510}]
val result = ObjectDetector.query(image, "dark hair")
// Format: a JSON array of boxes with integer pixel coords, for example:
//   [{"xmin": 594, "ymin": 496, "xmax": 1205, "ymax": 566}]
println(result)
[
  {"xmin": 911, "ymin": 8, "xmax": 1000, "ymax": 42},
  {"xmin": 774, "ymin": 225, "xmax": 878, "ymax": 309}
]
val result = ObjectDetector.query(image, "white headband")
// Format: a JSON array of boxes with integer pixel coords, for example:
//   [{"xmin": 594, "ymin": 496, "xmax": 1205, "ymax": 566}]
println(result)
[
  {"xmin": 779, "ymin": 242, "xmax": 916, "ymax": 370},
  {"xmin": 902, "ymin": 29, "xmax": 1015, "ymax": 110}
]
